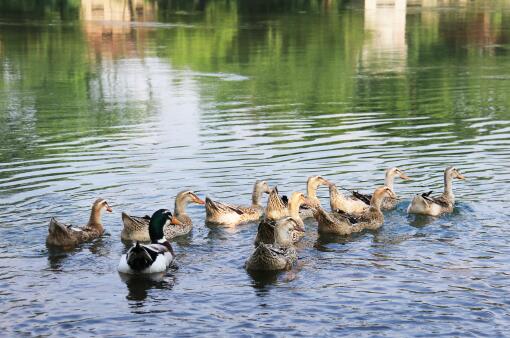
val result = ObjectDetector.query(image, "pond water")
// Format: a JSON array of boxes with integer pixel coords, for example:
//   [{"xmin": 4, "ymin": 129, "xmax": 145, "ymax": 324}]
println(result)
[{"xmin": 1, "ymin": 0, "xmax": 510, "ymax": 336}]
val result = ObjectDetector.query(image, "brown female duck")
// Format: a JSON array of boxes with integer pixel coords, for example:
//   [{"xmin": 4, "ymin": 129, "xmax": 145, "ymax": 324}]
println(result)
[
  {"xmin": 46, "ymin": 198, "xmax": 112, "ymax": 248},
  {"xmin": 205, "ymin": 180, "xmax": 271, "ymax": 226},
  {"xmin": 121, "ymin": 190, "xmax": 204, "ymax": 241},
  {"xmin": 246, "ymin": 217, "xmax": 299, "ymax": 271},
  {"xmin": 350, "ymin": 167, "xmax": 410, "ymax": 210},
  {"xmin": 408, "ymin": 166, "xmax": 465, "ymax": 216},
  {"xmin": 300, "ymin": 175, "xmax": 332, "ymax": 219},
  {"xmin": 255, "ymin": 192, "xmax": 307, "ymax": 246},
  {"xmin": 313, "ymin": 186, "xmax": 396, "ymax": 235}
]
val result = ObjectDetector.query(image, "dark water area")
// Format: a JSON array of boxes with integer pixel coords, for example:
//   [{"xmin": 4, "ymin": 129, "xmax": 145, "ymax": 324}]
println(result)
[{"xmin": 1, "ymin": 0, "xmax": 510, "ymax": 336}]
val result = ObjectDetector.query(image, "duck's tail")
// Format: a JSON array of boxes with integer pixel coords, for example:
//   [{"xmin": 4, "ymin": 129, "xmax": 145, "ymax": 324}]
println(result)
[
  {"xmin": 126, "ymin": 242, "xmax": 153, "ymax": 272},
  {"xmin": 48, "ymin": 217, "xmax": 70, "ymax": 236},
  {"xmin": 407, "ymin": 195, "xmax": 430, "ymax": 214}
]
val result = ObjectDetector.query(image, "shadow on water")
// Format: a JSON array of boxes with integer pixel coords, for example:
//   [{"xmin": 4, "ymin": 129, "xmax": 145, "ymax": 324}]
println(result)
[
  {"xmin": 46, "ymin": 237, "xmax": 111, "ymax": 269},
  {"xmin": 119, "ymin": 271, "xmax": 177, "ymax": 302},
  {"xmin": 314, "ymin": 231, "xmax": 369, "ymax": 250}
]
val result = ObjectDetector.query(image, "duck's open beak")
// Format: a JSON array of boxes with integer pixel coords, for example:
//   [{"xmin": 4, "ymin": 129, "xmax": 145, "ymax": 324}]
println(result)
[
  {"xmin": 170, "ymin": 216, "xmax": 182, "ymax": 225},
  {"xmin": 193, "ymin": 195, "xmax": 206, "ymax": 205},
  {"xmin": 106, "ymin": 204, "xmax": 113, "ymax": 212},
  {"xmin": 457, "ymin": 174, "xmax": 465, "ymax": 180}
]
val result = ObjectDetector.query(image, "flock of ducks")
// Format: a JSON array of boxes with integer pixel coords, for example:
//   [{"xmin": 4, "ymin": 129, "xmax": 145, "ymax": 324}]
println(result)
[{"xmin": 46, "ymin": 166, "xmax": 465, "ymax": 275}]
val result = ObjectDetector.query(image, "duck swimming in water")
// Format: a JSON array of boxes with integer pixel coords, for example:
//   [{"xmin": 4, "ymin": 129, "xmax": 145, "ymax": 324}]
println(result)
[
  {"xmin": 349, "ymin": 167, "xmax": 410, "ymax": 211},
  {"xmin": 313, "ymin": 186, "xmax": 396, "ymax": 235},
  {"xmin": 118, "ymin": 209, "xmax": 180, "ymax": 274},
  {"xmin": 121, "ymin": 190, "xmax": 204, "ymax": 242},
  {"xmin": 299, "ymin": 175, "xmax": 332, "ymax": 219},
  {"xmin": 246, "ymin": 217, "xmax": 299, "ymax": 271},
  {"xmin": 205, "ymin": 180, "xmax": 271, "ymax": 226},
  {"xmin": 407, "ymin": 166, "xmax": 465, "ymax": 216},
  {"xmin": 46, "ymin": 198, "xmax": 112, "ymax": 248}
]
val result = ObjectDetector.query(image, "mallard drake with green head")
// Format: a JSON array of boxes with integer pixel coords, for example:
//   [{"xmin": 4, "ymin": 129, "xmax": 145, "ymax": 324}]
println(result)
[
  {"xmin": 46, "ymin": 198, "xmax": 112, "ymax": 248},
  {"xmin": 408, "ymin": 166, "xmax": 465, "ymax": 216},
  {"xmin": 118, "ymin": 209, "xmax": 179, "ymax": 274},
  {"xmin": 205, "ymin": 180, "xmax": 271, "ymax": 226},
  {"xmin": 121, "ymin": 190, "xmax": 204, "ymax": 242}
]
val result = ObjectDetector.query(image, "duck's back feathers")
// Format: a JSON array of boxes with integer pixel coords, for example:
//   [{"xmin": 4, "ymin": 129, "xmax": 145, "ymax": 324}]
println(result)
[
  {"xmin": 408, "ymin": 192, "xmax": 453, "ymax": 216},
  {"xmin": 121, "ymin": 213, "xmax": 151, "ymax": 241},
  {"xmin": 118, "ymin": 242, "xmax": 174, "ymax": 274},
  {"xmin": 206, "ymin": 197, "xmax": 244, "ymax": 216},
  {"xmin": 352, "ymin": 191, "xmax": 372, "ymax": 205},
  {"xmin": 46, "ymin": 217, "xmax": 103, "ymax": 248}
]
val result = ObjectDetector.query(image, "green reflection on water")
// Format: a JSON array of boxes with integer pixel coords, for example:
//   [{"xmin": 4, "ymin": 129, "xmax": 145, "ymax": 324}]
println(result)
[{"xmin": 1, "ymin": 0, "xmax": 510, "ymax": 165}]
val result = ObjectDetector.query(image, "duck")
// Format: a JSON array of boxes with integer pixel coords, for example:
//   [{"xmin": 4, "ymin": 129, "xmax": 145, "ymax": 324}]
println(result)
[
  {"xmin": 300, "ymin": 175, "xmax": 332, "ymax": 219},
  {"xmin": 255, "ymin": 191, "xmax": 308, "ymax": 246},
  {"xmin": 46, "ymin": 198, "xmax": 112, "ymax": 248},
  {"xmin": 118, "ymin": 209, "xmax": 180, "ymax": 274},
  {"xmin": 246, "ymin": 217, "xmax": 299, "ymax": 271},
  {"xmin": 264, "ymin": 186, "xmax": 289, "ymax": 221},
  {"xmin": 349, "ymin": 167, "xmax": 410, "ymax": 211},
  {"xmin": 328, "ymin": 183, "xmax": 369, "ymax": 215},
  {"xmin": 313, "ymin": 186, "xmax": 396, "ymax": 235},
  {"xmin": 121, "ymin": 190, "xmax": 205, "ymax": 242},
  {"xmin": 205, "ymin": 180, "xmax": 271, "ymax": 226},
  {"xmin": 407, "ymin": 166, "xmax": 465, "ymax": 216}
]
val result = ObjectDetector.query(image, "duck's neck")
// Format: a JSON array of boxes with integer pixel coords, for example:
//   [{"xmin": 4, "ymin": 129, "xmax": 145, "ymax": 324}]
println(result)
[
  {"xmin": 443, "ymin": 172, "xmax": 454, "ymax": 200},
  {"xmin": 369, "ymin": 193, "xmax": 384, "ymax": 213},
  {"xmin": 174, "ymin": 198, "xmax": 188, "ymax": 217},
  {"xmin": 252, "ymin": 184, "xmax": 264, "ymax": 207},
  {"xmin": 307, "ymin": 181, "xmax": 318, "ymax": 199},
  {"xmin": 87, "ymin": 207, "xmax": 104, "ymax": 231},
  {"xmin": 288, "ymin": 198, "xmax": 302, "ymax": 220},
  {"xmin": 384, "ymin": 172, "xmax": 395, "ymax": 191}
]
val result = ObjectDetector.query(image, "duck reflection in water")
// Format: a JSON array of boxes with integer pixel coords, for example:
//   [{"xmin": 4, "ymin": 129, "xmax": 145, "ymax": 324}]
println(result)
[
  {"xmin": 46, "ymin": 236, "xmax": 111, "ymax": 270},
  {"xmin": 247, "ymin": 268, "xmax": 299, "ymax": 289},
  {"xmin": 119, "ymin": 271, "xmax": 177, "ymax": 302}
]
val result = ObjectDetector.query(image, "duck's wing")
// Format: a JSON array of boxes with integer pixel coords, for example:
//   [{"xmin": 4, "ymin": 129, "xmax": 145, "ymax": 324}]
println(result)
[
  {"xmin": 352, "ymin": 191, "xmax": 372, "ymax": 205},
  {"xmin": 205, "ymin": 197, "xmax": 244, "ymax": 215},
  {"xmin": 430, "ymin": 195, "xmax": 451, "ymax": 208},
  {"xmin": 254, "ymin": 219, "xmax": 275, "ymax": 247},
  {"xmin": 332, "ymin": 210, "xmax": 359, "ymax": 224},
  {"xmin": 419, "ymin": 191, "xmax": 449, "ymax": 208}
]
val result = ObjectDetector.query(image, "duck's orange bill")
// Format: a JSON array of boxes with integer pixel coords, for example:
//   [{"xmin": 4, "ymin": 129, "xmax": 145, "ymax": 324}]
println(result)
[
  {"xmin": 400, "ymin": 173, "xmax": 411, "ymax": 180},
  {"xmin": 106, "ymin": 205, "xmax": 113, "ymax": 212},
  {"xmin": 457, "ymin": 174, "xmax": 466, "ymax": 180},
  {"xmin": 171, "ymin": 216, "xmax": 182, "ymax": 225},
  {"xmin": 194, "ymin": 196, "xmax": 206, "ymax": 205}
]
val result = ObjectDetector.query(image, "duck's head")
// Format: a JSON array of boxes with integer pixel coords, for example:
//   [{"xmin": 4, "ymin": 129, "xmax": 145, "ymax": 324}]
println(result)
[
  {"xmin": 92, "ymin": 198, "xmax": 113, "ymax": 213},
  {"xmin": 274, "ymin": 216, "xmax": 304, "ymax": 243},
  {"xmin": 255, "ymin": 180, "xmax": 271, "ymax": 194},
  {"xmin": 386, "ymin": 167, "xmax": 410, "ymax": 180},
  {"xmin": 445, "ymin": 166, "xmax": 465, "ymax": 180},
  {"xmin": 176, "ymin": 190, "xmax": 205, "ymax": 205},
  {"xmin": 289, "ymin": 192, "xmax": 307, "ymax": 206},
  {"xmin": 373, "ymin": 186, "xmax": 397, "ymax": 200},
  {"xmin": 308, "ymin": 175, "xmax": 333, "ymax": 188},
  {"xmin": 148, "ymin": 209, "xmax": 182, "ymax": 243}
]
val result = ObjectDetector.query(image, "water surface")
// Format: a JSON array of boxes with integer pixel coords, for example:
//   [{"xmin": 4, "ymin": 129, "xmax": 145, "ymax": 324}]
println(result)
[{"xmin": 1, "ymin": 0, "xmax": 510, "ymax": 336}]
